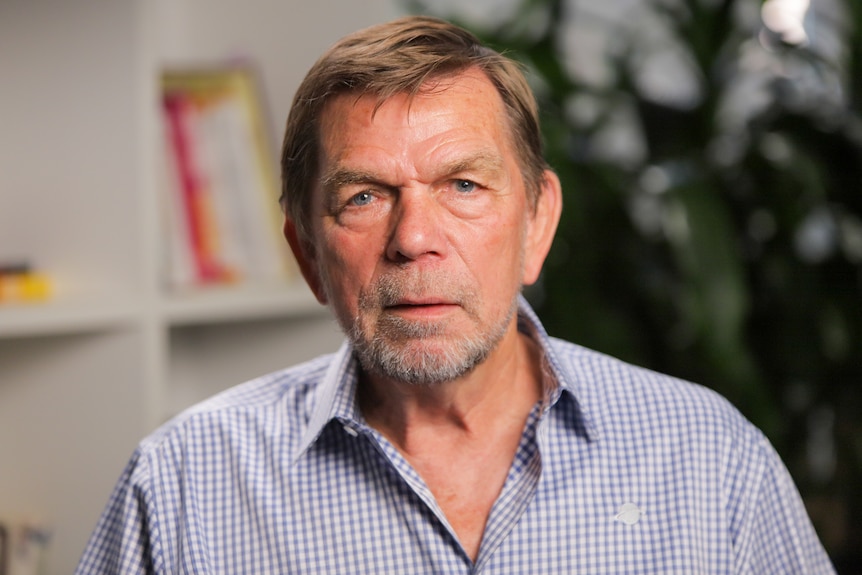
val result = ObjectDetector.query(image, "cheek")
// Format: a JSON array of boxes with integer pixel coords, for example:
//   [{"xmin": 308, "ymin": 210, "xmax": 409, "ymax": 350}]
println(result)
[
  {"xmin": 489, "ymin": 212, "xmax": 527, "ymax": 255},
  {"xmin": 462, "ymin": 219, "xmax": 527, "ymax": 285},
  {"xmin": 318, "ymin": 229, "xmax": 380, "ymax": 294}
]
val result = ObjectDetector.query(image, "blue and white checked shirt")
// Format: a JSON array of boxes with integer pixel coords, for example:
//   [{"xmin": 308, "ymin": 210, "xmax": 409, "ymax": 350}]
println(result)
[{"xmin": 77, "ymin": 298, "xmax": 835, "ymax": 574}]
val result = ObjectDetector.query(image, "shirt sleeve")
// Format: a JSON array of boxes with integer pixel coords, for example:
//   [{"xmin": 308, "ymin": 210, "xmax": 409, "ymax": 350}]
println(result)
[
  {"xmin": 732, "ymin": 434, "xmax": 836, "ymax": 574},
  {"xmin": 75, "ymin": 450, "xmax": 159, "ymax": 575}
]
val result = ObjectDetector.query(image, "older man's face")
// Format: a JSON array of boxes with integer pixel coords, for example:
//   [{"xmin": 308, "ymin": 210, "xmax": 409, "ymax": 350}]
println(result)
[{"xmin": 301, "ymin": 69, "xmax": 549, "ymax": 384}]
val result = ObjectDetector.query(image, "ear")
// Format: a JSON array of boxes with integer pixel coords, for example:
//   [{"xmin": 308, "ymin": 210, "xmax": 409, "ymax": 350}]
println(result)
[
  {"xmin": 283, "ymin": 217, "xmax": 328, "ymax": 304},
  {"xmin": 522, "ymin": 169, "xmax": 563, "ymax": 286}
]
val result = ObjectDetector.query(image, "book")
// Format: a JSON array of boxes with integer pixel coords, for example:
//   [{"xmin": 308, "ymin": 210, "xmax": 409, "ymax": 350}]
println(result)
[
  {"xmin": 0, "ymin": 263, "xmax": 52, "ymax": 304},
  {"xmin": 159, "ymin": 66, "xmax": 293, "ymax": 290}
]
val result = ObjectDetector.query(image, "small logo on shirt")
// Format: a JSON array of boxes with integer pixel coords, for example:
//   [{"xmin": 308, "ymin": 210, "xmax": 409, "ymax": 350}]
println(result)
[{"xmin": 615, "ymin": 502, "xmax": 644, "ymax": 525}]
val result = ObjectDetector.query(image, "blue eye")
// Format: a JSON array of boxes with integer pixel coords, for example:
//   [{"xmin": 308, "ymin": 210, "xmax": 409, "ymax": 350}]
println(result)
[
  {"xmin": 350, "ymin": 191, "xmax": 374, "ymax": 206},
  {"xmin": 455, "ymin": 180, "xmax": 476, "ymax": 193}
]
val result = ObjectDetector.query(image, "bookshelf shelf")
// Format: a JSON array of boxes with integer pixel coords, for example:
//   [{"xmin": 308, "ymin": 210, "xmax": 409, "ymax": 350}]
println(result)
[
  {"xmin": 161, "ymin": 280, "xmax": 325, "ymax": 326},
  {"xmin": 0, "ymin": 1, "xmax": 396, "ymax": 574},
  {"xmin": 0, "ymin": 298, "xmax": 139, "ymax": 339}
]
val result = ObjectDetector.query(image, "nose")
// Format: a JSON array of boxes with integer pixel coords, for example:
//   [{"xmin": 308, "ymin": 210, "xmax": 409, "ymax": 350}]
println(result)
[{"xmin": 385, "ymin": 189, "xmax": 447, "ymax": 263}]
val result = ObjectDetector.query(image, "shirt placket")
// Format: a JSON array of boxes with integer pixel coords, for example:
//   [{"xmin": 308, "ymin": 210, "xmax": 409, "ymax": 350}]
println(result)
[
  {"xmin": 473, "ymin": 404, "xmax": 543, "ymax": 572},
  {"xmin": 344, "ymin": 404, "xmax": 545, "ymax": 573}
]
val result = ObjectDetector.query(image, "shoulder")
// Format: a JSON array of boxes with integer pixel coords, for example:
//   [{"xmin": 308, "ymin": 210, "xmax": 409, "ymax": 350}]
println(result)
[
  {"xmin": 137, "ymin": 352, "xmax": 337, "ymax": 462},
  {"xmin": 547, "ymin": 336, "xmax": 765, "ymax": 451},
  {"xmin": 547, "ymin": 336, "xmax": 786, "ymax": 516}
]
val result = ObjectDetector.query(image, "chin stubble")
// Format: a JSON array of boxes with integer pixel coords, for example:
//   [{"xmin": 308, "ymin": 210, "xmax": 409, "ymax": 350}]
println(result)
[{"xmin": 341, "ymin": 270, "xmax": 518, "ymax": 386}]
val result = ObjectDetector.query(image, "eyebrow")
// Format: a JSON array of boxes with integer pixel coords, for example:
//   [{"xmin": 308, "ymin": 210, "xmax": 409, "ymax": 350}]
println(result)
[
  {"xmin": 320, "ymin": 168, "xmax": 384, "ymax": 196},
  {"xmin": 319, "ymin": 150, "xmax": 506, "ymax": 200},
  {"xmin": 438, "ymin": 151, "xmax": 505, "ymax": 181}
]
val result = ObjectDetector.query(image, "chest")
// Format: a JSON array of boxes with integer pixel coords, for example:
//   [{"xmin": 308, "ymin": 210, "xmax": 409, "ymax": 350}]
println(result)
[
  {"xmin": 405, "ymin": 440, "xmax": 520, "ymax": 561},
  {"xmin": 155, "ymin": 424, "xmax": 735, "ymax": 574}
]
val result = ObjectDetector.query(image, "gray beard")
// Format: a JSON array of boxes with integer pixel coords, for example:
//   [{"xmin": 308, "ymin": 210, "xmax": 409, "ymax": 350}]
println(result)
[
  {"xmin": 333, "ymin": 270, "xmax": 518, "ymax": 386},
  {"xmin": 349, "ymin": 307, "xmax": 513, "ymax": 385}
]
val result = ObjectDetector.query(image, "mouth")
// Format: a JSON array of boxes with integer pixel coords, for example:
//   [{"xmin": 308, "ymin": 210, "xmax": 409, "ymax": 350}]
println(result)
[{"xmin": 384, "ymin": 299, "xmax": 459, "ymax": 317}]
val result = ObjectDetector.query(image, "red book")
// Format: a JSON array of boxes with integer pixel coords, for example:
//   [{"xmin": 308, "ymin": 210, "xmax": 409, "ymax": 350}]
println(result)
[{"xmin": 162, "ymin": 92, "xmax": 226, "ymax": 284}]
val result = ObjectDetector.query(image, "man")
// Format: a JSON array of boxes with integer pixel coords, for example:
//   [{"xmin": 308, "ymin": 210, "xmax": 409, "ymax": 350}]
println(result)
[{"xmin": 77, "ymin": 15, "xmax": 835, "ymax": 574}]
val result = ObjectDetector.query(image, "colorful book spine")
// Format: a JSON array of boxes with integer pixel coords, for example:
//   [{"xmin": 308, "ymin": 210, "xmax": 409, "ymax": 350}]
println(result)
[
  {"xmin": 160, "ymin": 67, "xmax": 292, "ymax": 290},
  {"xmin": 162, "ymin": 92, "xmax": 231, "ymax": 285}
]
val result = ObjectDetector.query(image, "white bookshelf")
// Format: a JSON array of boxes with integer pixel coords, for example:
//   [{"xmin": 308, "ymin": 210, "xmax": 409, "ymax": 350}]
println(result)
[
  {"xmin": 0, "ymin": 1, "xmax": 397, "ymax": 573},
  {"xmin": 0, "ymin": 298, "xmax": 140, "ymax": 339}
]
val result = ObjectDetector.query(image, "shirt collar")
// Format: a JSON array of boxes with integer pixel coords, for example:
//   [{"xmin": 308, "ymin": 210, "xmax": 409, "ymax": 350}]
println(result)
[
  {"xmin": 516, "ymin": 295, "xmax": 601, "ymax": 441},
  {"xmin": 292, "ymin": 295, "xmax": 598, "ymax": 462},
  {"xmin": 292, "ymin": 339, "xmax": 363, "ymax": 462}
]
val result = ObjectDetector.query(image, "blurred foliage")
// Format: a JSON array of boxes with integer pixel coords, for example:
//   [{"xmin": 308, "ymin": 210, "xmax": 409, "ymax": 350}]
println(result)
[{"xmin": 409, "ymin": 0, "xmax": 862, "ymax": 569}]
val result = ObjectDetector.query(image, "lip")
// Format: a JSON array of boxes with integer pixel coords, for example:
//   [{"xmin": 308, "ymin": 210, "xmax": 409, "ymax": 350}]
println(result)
[
  {"xmin": 389, "ymin": 297, "xmax": 454, "ymax": 307},
  {"xmin": 384, "ymin": 300, "xmax": 459, "ymax": 317}
]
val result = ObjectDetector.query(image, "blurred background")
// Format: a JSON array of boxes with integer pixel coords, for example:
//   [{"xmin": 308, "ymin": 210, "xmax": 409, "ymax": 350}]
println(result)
[{"xmin": 1, "ymin": 0, "xmax": 859, "ymax": 573}]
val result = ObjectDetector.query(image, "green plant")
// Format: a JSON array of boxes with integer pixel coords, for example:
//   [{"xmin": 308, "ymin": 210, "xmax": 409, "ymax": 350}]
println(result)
[{"xmin": 410, "ymin": 0, "xmax": 862, "ymax": 569}]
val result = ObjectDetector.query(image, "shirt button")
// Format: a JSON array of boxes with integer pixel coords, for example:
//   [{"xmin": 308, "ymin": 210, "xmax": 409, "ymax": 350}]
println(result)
[
  {"xmin": 615, "ymin": 502, "xmax": 644, "ymax": 525},
  {"xmin": 342, "ymin": 425, "xmax": 359, "ymax": 437}
]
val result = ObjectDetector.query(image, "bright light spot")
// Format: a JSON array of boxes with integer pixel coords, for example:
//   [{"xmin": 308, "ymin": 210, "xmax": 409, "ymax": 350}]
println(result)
[
  {"xmin": 639, "ymin": 165, "xmax": 671, "ymax": 195},
  {"xmin": 795, "ymin": 208, "xmax": 838, "ymax": 263},
  {"xmin": 762, "ymin": 0, "xmax": 811, "ymax": 45}
]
